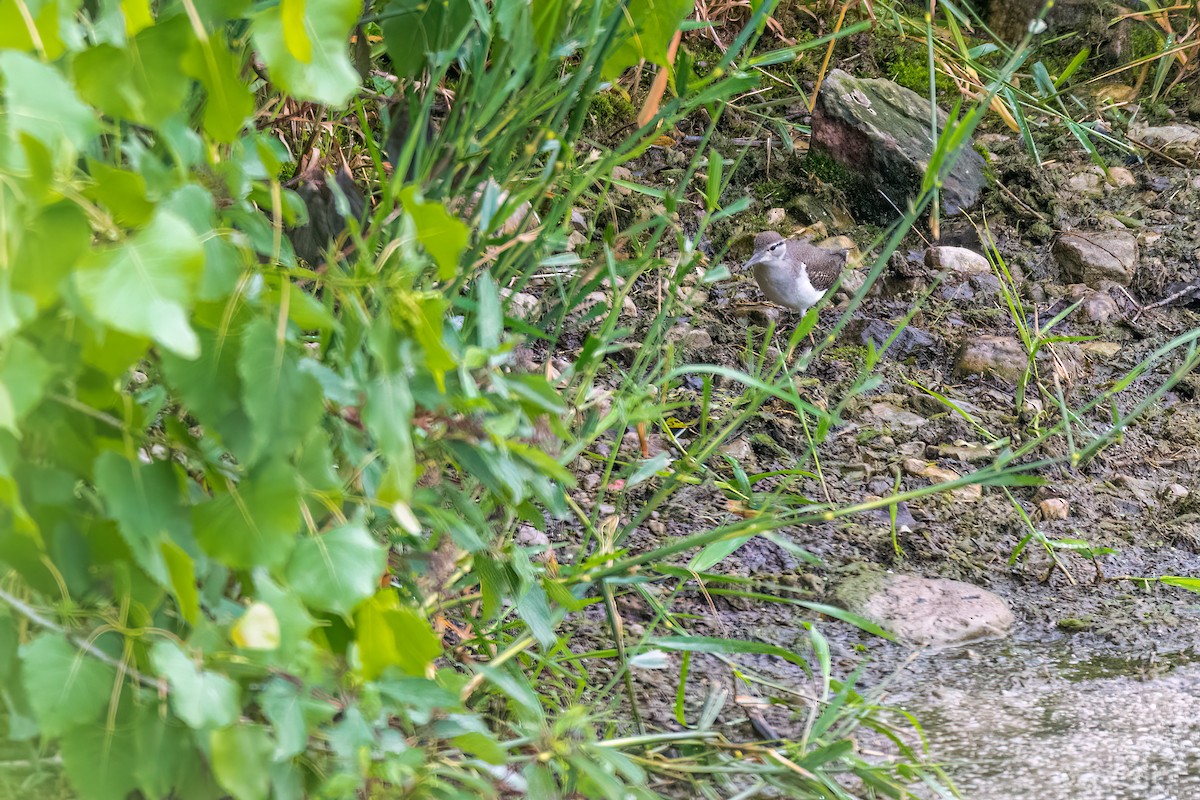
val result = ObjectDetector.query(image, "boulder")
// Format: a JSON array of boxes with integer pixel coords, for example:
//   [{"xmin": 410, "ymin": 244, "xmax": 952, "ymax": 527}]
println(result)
[
  {"xmin": 861, "ymin": 575, "xmax": 1014, "ymax": 647},
  {"xmin": 811, "ymin": 69, "xmax": 988, "ymax": 217},
  {"xmin": 955, "ymin": 335, "xmax": 1026, "ymax": 382}
]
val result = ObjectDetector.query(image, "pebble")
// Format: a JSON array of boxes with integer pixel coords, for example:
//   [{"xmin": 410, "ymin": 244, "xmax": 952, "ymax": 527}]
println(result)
[
  {"xmin": 1165, "ymin": 483, "xmax": 1190, "ymax": 501},
  {"xmin": 1107, "ymin": 166, "xmax": 1136, "ymax": 187},
  {"xmin": 865, "ymin": 402, "xmax": 928, "ymax": 430},
  {"xmin": 1067, "ymin": 284, "xmax": 1119, "ymax": 324},
  {"xmin": 501, "ymin": 289, "xmax": 540, "ymax": 321},
  {"xmin": 1037, "ymin": 498, "xmax": 1070, "ymax": 520}
]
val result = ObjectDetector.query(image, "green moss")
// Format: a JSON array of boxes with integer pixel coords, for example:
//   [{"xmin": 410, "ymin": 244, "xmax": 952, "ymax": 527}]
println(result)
[
  {"xmin": 1128, "ymin": 22, "xmax": 1163, "ymax": 62},
  {"xmin": 587, "ymin": 90, "xmax": 635, "ymax": 133},
  {"xmin": 826, "ymin": 344, "xmax": 868, "ymax": 365},
  {"xmin": 882, "ymin": 41, "xmax": 957, "ymax": 98},
  {"xmin": 803, "ymin": 151, "xmax": 853, "ymax": 187}
]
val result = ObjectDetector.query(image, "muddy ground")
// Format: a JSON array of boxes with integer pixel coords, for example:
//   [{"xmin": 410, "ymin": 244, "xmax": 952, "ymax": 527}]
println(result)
[{"xmin": 548, "ymin": 44, "xmax": 1200, "ymax": 798}]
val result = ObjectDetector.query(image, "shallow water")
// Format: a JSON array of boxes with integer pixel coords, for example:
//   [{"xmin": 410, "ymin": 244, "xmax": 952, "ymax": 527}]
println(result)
[{"xmin": 887, "ymin": 639, "xmax": 1200, "ymax": 800}]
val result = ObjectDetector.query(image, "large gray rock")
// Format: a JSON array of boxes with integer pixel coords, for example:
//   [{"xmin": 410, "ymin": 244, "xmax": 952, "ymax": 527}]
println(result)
[
  {"xmin": 1053, "ymin": 231, "xmax": 1138, "ymax": 287},
  {"xmin": 811, "ymin": 70, "xmax": 988, "ymax": 217},
  {"xmin": 861, "ymin": 575, "xmax": 1014, "ymax": 647},
  {"xmin": 955, "ymin": 335, "xmax": 1026, "ymax": 383}
]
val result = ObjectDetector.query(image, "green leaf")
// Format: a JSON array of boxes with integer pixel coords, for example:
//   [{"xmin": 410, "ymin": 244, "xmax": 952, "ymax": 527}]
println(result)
[
  {"xmin": 180, "ymin": 38, "xmax": 254, "ymax": 143},
  {"xmin": 160, "ymin": 325, "xmax": 253, "ymax": 455},
  {"xmin": 260, "ymin": 678, "xmax": 308, "ymax": 759},
  {"xmin": 12, "ymin": 200, "xmax": 91, "ymax": 311},
  {"xmin": 284, "ymin": 522, "xmax": 386, "ymax": 618},
  {"xmin": 380, "ymin": 0, "xmax": 475, "ymax": 79},
  {"xmin": 476, "ymin": 271, "xmax": 501, "ymax": 350},
  {"xmin": 162, "ymin": 540, "xmax": 200, "ymax": 625},
  {"xmin": 211, "ymin": 724, "xmax": 273, "ymax": 800},
  {"xmin": 60, "ymin": 718, "xmax": 139, "ymax": 800},
  {"xmin": 650, "ymin": 635, "xmax": 813, "ymax": 671},
  {"xmin": 0, "ymin": 51, "xmax": 98, "ymax": 167},
  {"xmin": 0, "ymin": 336, "xmax": 52, "ymax": 437},
  {"xmin": 133, "ymin": 703, "xmax": 209, "ymax": 799},
  {"xmin": 601, "ymin": 0, "xmax": 693, "ymax": 80},
  {"xmin": 163, "ymin": 184, "xmax": 245, "ymax": 302},
  {"xmin": 0, "ymin": 0, "xmax": 67, "ymax": 59},
  {"xmin": 194, "ymin": 459, "xmax": 302, "ymax": 569},
  {"xmin": 253, "ymin": 572, "xmax": 318, "ymax": 656},
  {"xmin": 74, "ymin": 209, "xmax": 206, "ymax": 359},
  {"xmin": 354, "ymin": 591, "xmax": 442, "ymax": 679},
  {"xmin": 363, "ymin": 373, "xmax": 415, "ymax": 500},
  {"xmin": 400, "ymin": 186, "xmax": 468, "ymax": 280},
  {"xmin": 253, "ymin": 0, "xmax": 360, "ymax": 105},
  {"xmin": 149, "ymin": 639, "xmax": 240, "ymax": 730},
  {"xmin": 237, "ymin": 318, "xmax": 325, "ymax": 465},
  {"xmin": 94, "ymin": 451, "xmax": 192, "ymax": 589},
  {"xmin": 20, "ymin": 634, "xmax": 117, "ymax": 737},
  {"xmin": 74, "ymin": 18, "xmax": 192, "ymax": 127},
  {"xmin": 84, "ymin": 158, "xmax": 156, "ymax": 226}
]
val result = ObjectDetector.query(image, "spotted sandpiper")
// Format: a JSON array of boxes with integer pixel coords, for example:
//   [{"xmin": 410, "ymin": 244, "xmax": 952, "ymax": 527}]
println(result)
[{"xmin": 744, "ymin": 231, "xmax": 848, "ymax": 316}]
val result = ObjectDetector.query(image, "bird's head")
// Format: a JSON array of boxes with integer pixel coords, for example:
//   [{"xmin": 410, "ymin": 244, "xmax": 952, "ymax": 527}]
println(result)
[{"xmin": 745, "ymin": 232, "xmax": 791, "ymax": 270}]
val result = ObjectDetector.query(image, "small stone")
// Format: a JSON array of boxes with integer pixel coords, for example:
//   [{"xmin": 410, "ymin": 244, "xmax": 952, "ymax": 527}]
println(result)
[
  {"xmin": 515, "ymin": 524, "xmax": 550, "ymax": 548},
  {"xmin": 926, "ymin": 246, "xmax": 991, "ymax": 275},
  {"xmin": 565, "ymin": 230, "xmax": 588, "ymax": 250},
  {"xmin": 969, "ymin": 272, "xmax": 1002, "ymax": 298},
  {"xmin": 935, "ymin": 442, "xmax": 993, "ymax": 463},
  {"xmin": 1081, "ymin": 341, "xmax": 1122, "ymax": 359},
  {"xmin": 766, "ymin": 207, "xmax": 787, "ymax": 226},
  {"xmin": 648, "ymin": 520, "xmax": 667, "ymax": 535},
  {"xmin": 898, "ymin": 441, "xmax": 926, "ymax": 457},
  {"xmin": 1066, "ymin": 169, "xmax": 1104, "ymax": 197},
  {"xmin": 676, "ymin": 284, "xmax": 709, "ymax": 311},
  {"xmin": 844, "ymin": 319, "xmax": 937, "ymax": 359},
  {"xmin": 1165, "ymin": 483, "xmax": 1190, "ymax": 501},
  {"xmin": 1090, "ymin": 83, "xmax": 1137, "ymax": 104},
  {"xmin": 611, "ymin": 166, "xmax": 634, "ymax": 195},
  {"xmin": 865, "ymin": 402, "xmax": 928, "ymax": 430},
  {"xmin": 501, "ymin": 289, "xmax": 540, "ymax": 321},
  {"xmin": 1129, "ymin": 123, "xmax": 1200, "ymax": 161},
  {"xmin": 666, "ymin": 323, "xmax": 713, "ymax": 354},
  {"xmin": 1037, "ymin": 498, "xmax": 1070, "ymax": 520},
  {"xmin": 955, "ymin": 335, "xmax": 1027, "ymax": 382},
  {"xmin": 583, "ymin": 473, "xmax": 602, "ymax": 492},
  {"xmin": 1067, "ymin": 284, "xmax": 1119, "ymax": 324},
  {"xmin": 719, "ymin": 436, "xmax": 754, "ymax": 462},
  {"xmin": 1107, "ymin": 167, "xmax": 1136, "ymax": 187},
  {"xmin": 1053, "ymin": 230, "xmax": 1138, "ymax": 287},
  {"xmin": 811, "ymin": 70, "xmax": 987, "ymax": 215},
  {"xmin": 570, "ymin": 207, "xmax": 589, "ymax": 231},
  {"xmin": 901, "ymin": 457, "xmax": 927, "ymax": 475},
  {"xmin": 817, "ymin": 235, "xmax": 860, "ymax": 264},
  {"xmin": 838, "ymin": 269, "xmax": 867, "ymax": 297}
]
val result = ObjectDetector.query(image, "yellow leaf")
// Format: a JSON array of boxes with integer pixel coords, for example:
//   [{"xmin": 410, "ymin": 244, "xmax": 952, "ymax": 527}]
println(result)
[
  {"xmin": 282, "ymin": 0, "xmax": 312, "ymax": 63},
  {"xmin": 232, "ymin": 602, "xmax": 282, "ymax": 650}
]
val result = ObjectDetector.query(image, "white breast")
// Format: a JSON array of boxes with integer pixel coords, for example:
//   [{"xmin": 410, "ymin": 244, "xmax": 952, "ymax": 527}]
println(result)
[{"xmin": 792, "ymin": 265, "xmax": 826, "ymax": 311}]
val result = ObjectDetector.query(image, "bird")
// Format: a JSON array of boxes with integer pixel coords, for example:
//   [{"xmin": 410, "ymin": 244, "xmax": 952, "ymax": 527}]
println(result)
[{"xmin": 744, "ymin": 231, "xmax": 848, "ymax": 316}]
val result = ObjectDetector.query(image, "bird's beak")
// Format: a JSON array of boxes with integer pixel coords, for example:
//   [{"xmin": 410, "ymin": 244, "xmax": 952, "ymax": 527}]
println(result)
[{"xmin": 743, "ymin": 250, "xmax": 766, "ymax": 269}]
